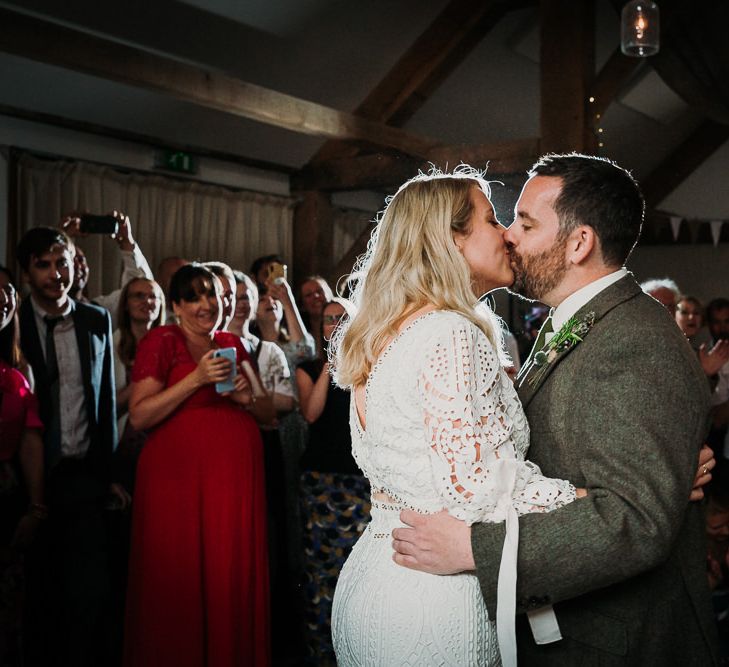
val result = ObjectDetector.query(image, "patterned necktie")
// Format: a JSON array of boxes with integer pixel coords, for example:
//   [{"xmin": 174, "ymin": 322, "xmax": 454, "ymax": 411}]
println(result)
[{"xmin": 44, "ymin": 315, "xmax": 63, "ymax": 465}]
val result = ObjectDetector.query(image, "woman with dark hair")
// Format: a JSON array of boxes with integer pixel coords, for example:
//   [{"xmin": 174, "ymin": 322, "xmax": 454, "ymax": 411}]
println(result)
[
  {"xmin": 124, "ymin": 263, "xmax": 269, "ymax": 667},
  {"xmin": 0, "ymin": 265, "xmax": 44, "ymax": 665},
  {"xmin": 295, "ymin": 298, "xmax": 369, "ymax": 665}
]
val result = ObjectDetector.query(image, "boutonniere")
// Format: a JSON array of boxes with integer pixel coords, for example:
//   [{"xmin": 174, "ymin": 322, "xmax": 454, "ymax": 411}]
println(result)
[{"xmin": 529, "ymin": 311, "xmax": 595, "ymax": 387}]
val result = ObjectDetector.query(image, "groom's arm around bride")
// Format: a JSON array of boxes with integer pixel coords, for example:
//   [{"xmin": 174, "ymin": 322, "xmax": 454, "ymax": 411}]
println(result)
[{"xmin": 393, "ymin": 153, "xmax": 718, "ymax": 665}]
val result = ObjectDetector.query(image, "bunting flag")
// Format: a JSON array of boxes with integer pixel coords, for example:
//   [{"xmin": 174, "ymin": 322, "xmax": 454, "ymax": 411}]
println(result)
[
  {"xmin": 710, "ymin": 220, "xmax": 724, "ymax": 247},
  {"xmin": 654, "ymin": 210, "xmax": 727, "ymax": 245},
  {"xmin": 669, "ymin": 216, "xmax": 682, "ymax": 241}
]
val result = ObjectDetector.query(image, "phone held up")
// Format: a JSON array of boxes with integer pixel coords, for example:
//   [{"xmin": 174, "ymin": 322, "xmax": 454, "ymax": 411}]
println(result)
[
  {"xmin": 79, "ymin": 214, "xmax": 120, "ymax": 235},
  {"xmin": 213, "ymin": 347, "xmax": 237, "ymax": 393}
]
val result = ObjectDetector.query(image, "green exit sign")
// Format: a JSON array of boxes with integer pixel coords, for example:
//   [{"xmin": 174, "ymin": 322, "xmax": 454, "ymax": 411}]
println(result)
[{"xmin": 156, "ymin": 150, "xmax": 197, "ymax": 174}]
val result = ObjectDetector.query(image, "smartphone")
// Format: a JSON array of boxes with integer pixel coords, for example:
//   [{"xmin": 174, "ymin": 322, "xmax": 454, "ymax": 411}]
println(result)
[
  {"xmin": 267, "ymin": 261, "xmax": 287, "ymax": 285},
  {"xmin": 214, "ymin": 347, "xmax": 237, "ymax": 393},
  {"xmin": 79, "ymin": 214, "xmax": 119, "ymax": 235}
]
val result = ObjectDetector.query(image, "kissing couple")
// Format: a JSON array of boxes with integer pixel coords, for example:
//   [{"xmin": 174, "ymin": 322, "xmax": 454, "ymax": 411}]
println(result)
[{"xmin": 329, "ymin": 153, "xmax": 717, "ymax": 666}]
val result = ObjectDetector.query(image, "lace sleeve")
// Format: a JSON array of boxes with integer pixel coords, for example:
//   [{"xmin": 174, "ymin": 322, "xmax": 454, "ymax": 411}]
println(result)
[
  {"xmin": 131, "ymin": 326, "xmax": 176, "ymax": 384},
  {"xmin": 419, "ymin": 316, "xmax": 576, "ymax": 526}
]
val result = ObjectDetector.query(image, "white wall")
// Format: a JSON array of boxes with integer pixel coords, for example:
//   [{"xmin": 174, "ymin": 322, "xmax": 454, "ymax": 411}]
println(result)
[{"xmin": 0, "ymin": 115, "xmax": 291, "ymax": 264}]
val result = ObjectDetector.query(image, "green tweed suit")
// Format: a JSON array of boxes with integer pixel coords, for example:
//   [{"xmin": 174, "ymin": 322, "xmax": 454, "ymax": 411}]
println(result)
[{"xmin": 472, "ymin": 274, "xmax": 718, "ymax": 665}]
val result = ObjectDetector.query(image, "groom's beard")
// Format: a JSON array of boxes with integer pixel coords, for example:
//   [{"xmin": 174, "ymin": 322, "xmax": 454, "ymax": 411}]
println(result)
[{"xmin": 508, "ymin": 239, "xmax": 568, "ymax": 302}]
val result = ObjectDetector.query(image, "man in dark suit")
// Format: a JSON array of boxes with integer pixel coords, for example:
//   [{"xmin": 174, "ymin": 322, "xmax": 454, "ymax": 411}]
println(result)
[
  {"xmin": 392, "ymin": 154, "xmax": 718, "ymax": 664},
  {"xmin": 16, "ymin": 226, "xmax": 128, "ymax": 667}
]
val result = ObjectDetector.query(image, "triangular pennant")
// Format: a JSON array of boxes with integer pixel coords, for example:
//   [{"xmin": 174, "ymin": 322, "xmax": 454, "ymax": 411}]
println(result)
[
  {"xmin": 710, "ymin": 220, "xmax": 723, "ymax": 246},
  {"xmin": 669, "ymin": 216, "xmax": 682, "ymax": 241}
]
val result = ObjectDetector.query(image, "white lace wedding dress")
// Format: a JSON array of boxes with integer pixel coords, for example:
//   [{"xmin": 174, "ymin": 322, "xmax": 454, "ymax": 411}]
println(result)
[{"xmin": 331, "ymin": 311, "xmax": 576, "ymax": 666}]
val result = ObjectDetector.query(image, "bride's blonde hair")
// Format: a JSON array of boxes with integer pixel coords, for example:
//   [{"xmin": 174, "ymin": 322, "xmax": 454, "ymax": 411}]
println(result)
[{"xmin": 332, "ymin": 166, "xmax": 505, "ymax": 388}]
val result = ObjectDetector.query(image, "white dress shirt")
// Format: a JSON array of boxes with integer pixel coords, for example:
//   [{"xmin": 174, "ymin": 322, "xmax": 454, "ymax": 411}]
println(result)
[
  {"xmin": 31, "ymin": 296, "xmax": 91, "ymax": 459},
  {"xmin": 547, "ymin": 268, "xmax": 628, "ymax": 342}
]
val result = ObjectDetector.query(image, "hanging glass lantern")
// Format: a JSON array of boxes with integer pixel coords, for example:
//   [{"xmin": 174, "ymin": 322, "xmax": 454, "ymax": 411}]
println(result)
[{"xmin": 621, "ymin": 1, "xmax": 660, "ymax": 57}]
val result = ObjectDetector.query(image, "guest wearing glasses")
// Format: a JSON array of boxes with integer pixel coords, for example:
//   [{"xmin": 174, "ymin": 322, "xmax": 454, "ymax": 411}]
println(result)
[{"xmin": 113, "ymin": 277, "xmax": 165, "ymax": 492}]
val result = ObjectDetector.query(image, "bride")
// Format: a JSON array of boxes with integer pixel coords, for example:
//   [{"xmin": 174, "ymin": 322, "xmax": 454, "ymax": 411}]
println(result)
[{"xmin": 330, "ymin": 167, "xmax": 586, "ymax": 666}]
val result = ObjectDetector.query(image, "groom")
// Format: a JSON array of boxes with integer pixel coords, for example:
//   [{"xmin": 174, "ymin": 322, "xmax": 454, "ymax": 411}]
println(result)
[{"xmin": 392, "ymin": 154, "xmax": 718, "ymax": 664}]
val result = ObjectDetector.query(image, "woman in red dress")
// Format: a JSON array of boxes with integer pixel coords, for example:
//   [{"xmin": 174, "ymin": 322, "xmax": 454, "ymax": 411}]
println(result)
[{"xmin": 124, "ymin": 263, "xmax": 269, "ymax": 667}]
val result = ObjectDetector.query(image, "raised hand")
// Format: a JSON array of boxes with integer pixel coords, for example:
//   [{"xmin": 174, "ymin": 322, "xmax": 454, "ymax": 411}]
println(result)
[
  {"xmin": 699, "ymin": 339, "xmax": 729, "ymax": 377},
  {"xmin": 109, "ymin": 210, "xmax": 136, "ymax": 251},
  {"xmin": 267, "ymin": 279, "xmax": 294, "ymax": 308}
]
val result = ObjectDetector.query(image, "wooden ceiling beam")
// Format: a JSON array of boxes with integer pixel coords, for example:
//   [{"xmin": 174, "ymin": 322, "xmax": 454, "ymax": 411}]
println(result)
[
  {"xmin": 293, "ymin": 138, "xmax": 540, "ymax": 191},
  {"xmin": 0, "ymin": 8, "xmax": 442, "ymax": 159},
  {"xmin": 309, "ymin": 0, "xmax": 532, "ymax": 165},
  {"xmin": 540, "ymin": 0, "xmax": 596, "ymax": 153},
  {"xmin": 641, "ymin": 119, "xmax": 729, "ymax": 208},
  {"xmin": 0, "ymin": 104, "xmax": 297, "ymax": 175}
]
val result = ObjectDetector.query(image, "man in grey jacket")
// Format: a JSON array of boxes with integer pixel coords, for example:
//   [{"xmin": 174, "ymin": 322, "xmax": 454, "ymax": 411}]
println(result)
[{"xmin": 392, "ymin": 153, "xmax": 718, "ymax": 665}]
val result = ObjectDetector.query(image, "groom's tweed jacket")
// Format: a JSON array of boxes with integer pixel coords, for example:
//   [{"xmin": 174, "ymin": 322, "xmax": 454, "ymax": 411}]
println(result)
[{"xmin": 472, "ymin": 274, "xmax": 718, "ymax": 665}]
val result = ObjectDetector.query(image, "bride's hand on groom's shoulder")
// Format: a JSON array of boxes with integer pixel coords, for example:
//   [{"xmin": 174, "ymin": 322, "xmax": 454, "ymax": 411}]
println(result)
[{"xmin": 391, "ymin": 509, "xmax": 475, "ymax": 575}]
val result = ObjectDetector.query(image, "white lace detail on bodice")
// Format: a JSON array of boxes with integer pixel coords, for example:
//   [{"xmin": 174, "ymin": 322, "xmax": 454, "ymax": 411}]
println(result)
[
  {"xmin": 334, "ymin": 311, "xmax": 576, "ymax": 667},
  {"xmin": 350, "ymin": 311, "xmax": 575, "ymax": 523}
]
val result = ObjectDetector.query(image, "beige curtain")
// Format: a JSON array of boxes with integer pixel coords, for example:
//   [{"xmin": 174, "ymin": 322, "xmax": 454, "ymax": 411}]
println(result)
[{"xmin": 16, "ymin": 153, "xmax": 296, "ymax": 298}]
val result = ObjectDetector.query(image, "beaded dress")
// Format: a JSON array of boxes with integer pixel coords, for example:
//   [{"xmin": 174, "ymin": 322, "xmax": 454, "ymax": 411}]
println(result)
[{"xmin": 331, "ymin": 311, "xmax": 575, "ymax": 666}]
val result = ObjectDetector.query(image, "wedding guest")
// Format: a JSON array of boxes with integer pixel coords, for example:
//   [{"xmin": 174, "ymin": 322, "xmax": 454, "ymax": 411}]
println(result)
[
  {"xmin": 708, "ymin": 298, "xmax": 729, "ymax": 345},
  {"xmin": 255, "ymin": 278, "xmax": 315, "ymax": 371},
  {"xmin": 250, "ymin": 253, "xmax": 284, "ymax": 291},
  {"xmin": 295, "ymin": 298, "xmax": 369, "ymax": 666},
  {"xmin": 228, "ymin": 272, "xmax": 296, "ymax": 418},
  {"xmin": 299, "ymin": 275, "xmax": 333, "ymax": 355},
  {"xmin": 706, "ymin": 460, "xmax": 729, "ymax": 658},
  {"xmin": 640, "ymin": 277, "xmax": 680, "ymax": 313},
  {"xmin": 124, "ymin": 263, "xmax": 269, "ymax": 667},
  {"xmin": 62, "ymin": 211, "xmax": 153, "ymax": 329},
  {"xmin": 227, "ymin": 270, "xmax": 303, "ymax": 663},
  {"xmin": 254, "ymin": 275, "xmax": 315, "ymax": 579},
  {"xmin": 674, "ymin": 296, "xmax": 729, "ymax": 386},
  {"xmin": 0, "ymin": 266, "xmax": 44, "ymax": 667},
  {"xmin": 675, "ymin": 295, "xmax": 729, "ymax": 386},
  {"xmin": 157, "ymin": 257, "xmax": 189, "ymax": 324},
  {"xmin": 205, "ymin": 261, "xmax": 236, "ymax": 331},
  {"xmin": 17, "ymin": 227, "xmax": 126, "ymax": 667},
  {"xmin": 675, "ymin": 295, "xmax": 708, "ymax": 347},
  {"xmin": 113, "ymin": 277, "xmax": 165, "ymax": 491}
]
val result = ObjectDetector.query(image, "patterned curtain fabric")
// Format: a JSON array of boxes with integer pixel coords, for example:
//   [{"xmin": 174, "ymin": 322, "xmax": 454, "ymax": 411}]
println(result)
[{"xmin": 14, "ymin": 152, "xmax": 296, "ymax": 297}]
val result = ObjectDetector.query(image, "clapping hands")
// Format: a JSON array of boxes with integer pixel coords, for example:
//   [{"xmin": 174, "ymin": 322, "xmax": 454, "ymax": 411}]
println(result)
[{"xmin": 699, "ymin": 339, "xmax": 729, "ymax": 377}]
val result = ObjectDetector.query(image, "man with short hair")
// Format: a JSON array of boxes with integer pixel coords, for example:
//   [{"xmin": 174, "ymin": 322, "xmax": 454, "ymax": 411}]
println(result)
[
  {"xmin": 16, "ymin": 226, "xmax": 126, "ymax": 667},
  {"xmin": 392, "ymin": 154, "xmax": 717, "ymax": 664}
]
